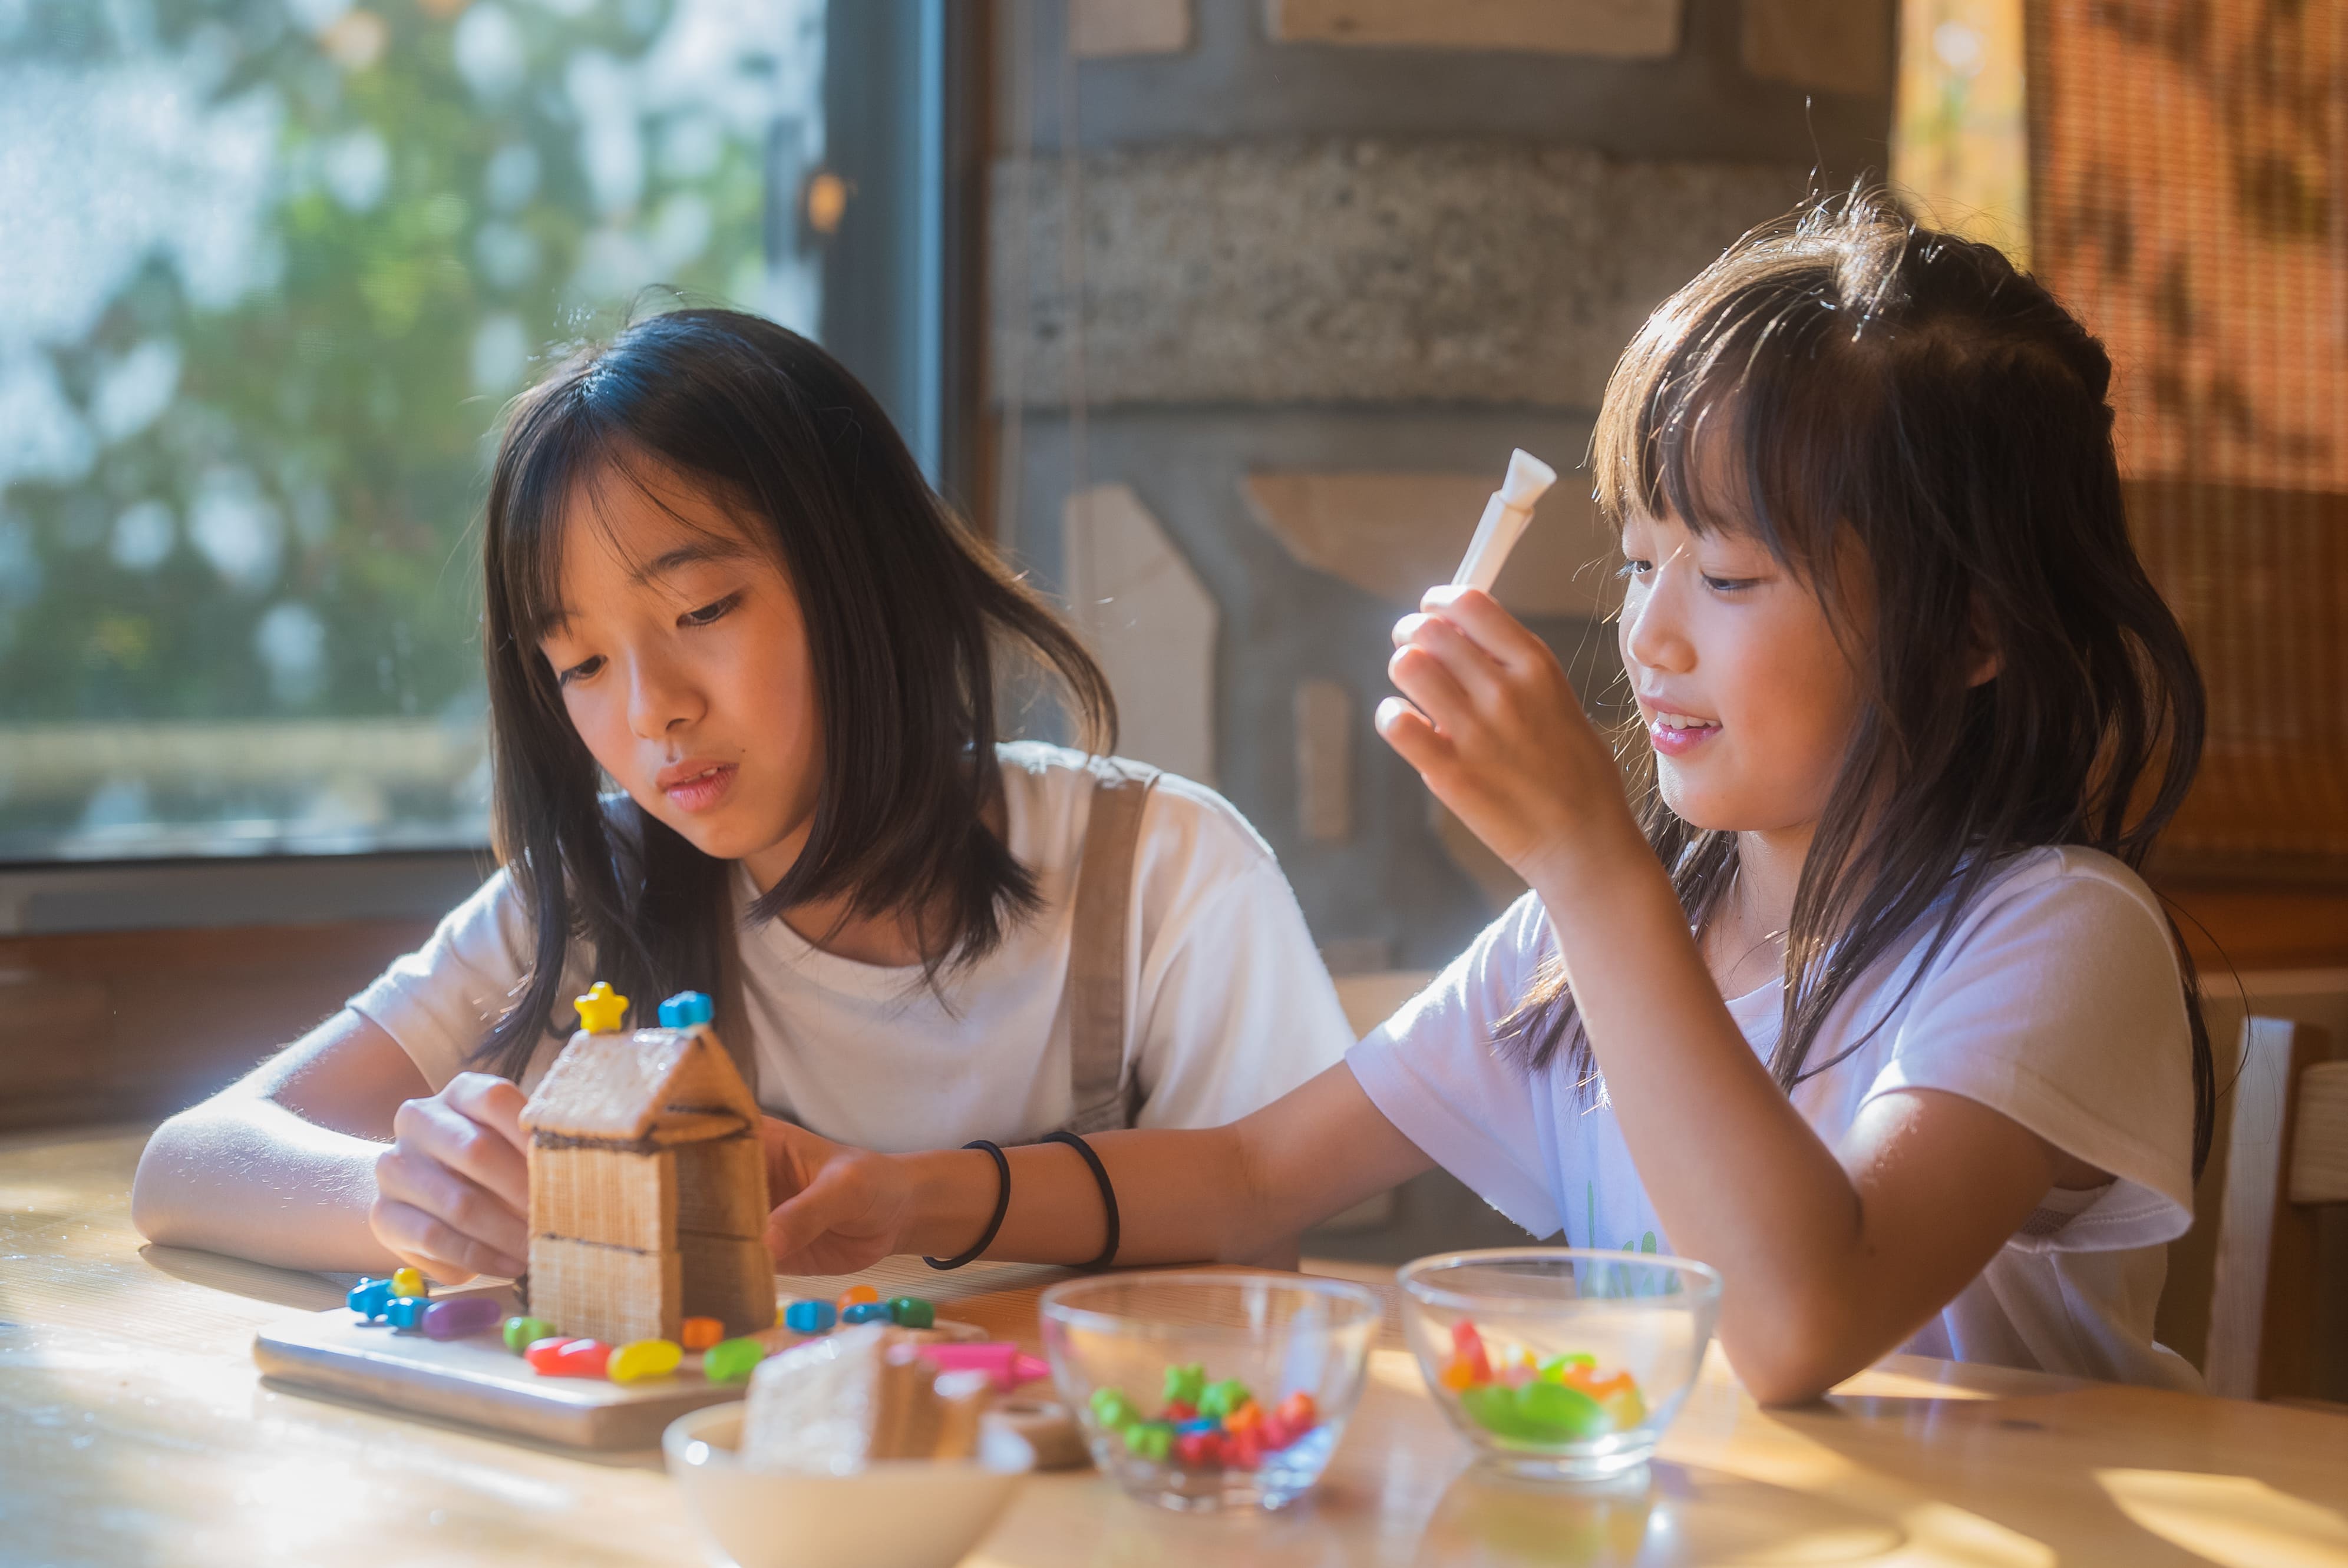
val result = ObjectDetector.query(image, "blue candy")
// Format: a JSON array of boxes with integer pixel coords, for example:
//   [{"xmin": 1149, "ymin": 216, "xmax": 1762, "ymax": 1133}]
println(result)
[
  {"xmin": 1174, "ymin": 1417, "xmax": 1219, "ymax": 1435},
  {"xmin": 841, "ymin": 1301, "xmax": 891, "ymax": 1325},
  {"xmin": 659, "ymin": 991, "xmax": 714, "ymax": 1028},
  {"xmin": 784, "ymin": 1299, "xmax": 838, "ymax": 1334},
  {"xmin": 384, "ymin": 1295, "xmax": 430, "ymax": 1331},
  {"xmin": 347, "ymin": 1277, "xmax": 394, "ymax": 1321}
]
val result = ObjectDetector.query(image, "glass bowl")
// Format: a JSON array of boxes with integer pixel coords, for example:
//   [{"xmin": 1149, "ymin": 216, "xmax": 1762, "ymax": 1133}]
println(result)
[
  {"xmin": 1038, "ymin": 1271, "xmax": 1380, "ymax": 1511},
  {"xmin": 1399, "ymin": 1248, "xmax": 1721, "ymax": 1482}
]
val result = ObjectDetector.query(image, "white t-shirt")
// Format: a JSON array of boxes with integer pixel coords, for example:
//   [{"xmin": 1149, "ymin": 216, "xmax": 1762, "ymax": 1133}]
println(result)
[
  {"xmin": 351, "ymin": 742, "xmax": 1355, "ymax": 1153},
  {"xmin": 1347, "ymin": 845, "xmax": 2202, "ymax": 1391}
]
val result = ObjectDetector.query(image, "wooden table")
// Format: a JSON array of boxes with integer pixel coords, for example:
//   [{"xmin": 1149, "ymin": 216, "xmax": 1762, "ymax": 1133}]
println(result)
[{"xmin": 6, "ymin": 1125, "xmax": 2346, "ymax": 1566}]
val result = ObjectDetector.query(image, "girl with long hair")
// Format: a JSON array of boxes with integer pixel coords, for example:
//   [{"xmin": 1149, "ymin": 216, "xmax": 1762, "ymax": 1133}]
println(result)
[
  {"xmin": 133, "ymin": 310, "xmax": 1353, "ymax": 1281},
  {"xmin": 757, "ymin": 200, "xmax": 2217, "ymax": 1401}
]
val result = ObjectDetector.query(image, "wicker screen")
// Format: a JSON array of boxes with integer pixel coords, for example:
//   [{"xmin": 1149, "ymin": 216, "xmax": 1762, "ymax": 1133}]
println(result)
[{"xmin": 2030, "ymin": 1, "xmax": 2348, "ymax": 873}]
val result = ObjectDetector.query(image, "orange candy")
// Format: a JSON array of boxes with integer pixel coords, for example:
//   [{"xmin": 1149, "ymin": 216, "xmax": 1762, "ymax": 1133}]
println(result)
[
  {"xmin": 1275, "ymin": 1391, "xmax": 1317, "ymax": 1428},
  {"xmin": 680, "ymin": 1316, "xmax": 724, "ymax": 1351},
  {"xmin": 1222, "ymin": 1398, "xmax": 1263, "ymax": 1434},
  {"xmin": 1438, "ymin": 1357, "xmax": 1480, "ymax": 1392},
  {"xmin": 835, "ymin": 1284, "xmax": 880, "ymax": 1312}
]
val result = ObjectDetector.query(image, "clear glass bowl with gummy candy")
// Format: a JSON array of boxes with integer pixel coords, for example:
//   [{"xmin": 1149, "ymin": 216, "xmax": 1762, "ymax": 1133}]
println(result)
[
  {"xmin": 1399, "ymin": 1248, "xmax": 1722, "ymax": 1482},
  {"xmin": 1038, "ymin": 1271, "xmax": 1380, "ymax": 1511}
]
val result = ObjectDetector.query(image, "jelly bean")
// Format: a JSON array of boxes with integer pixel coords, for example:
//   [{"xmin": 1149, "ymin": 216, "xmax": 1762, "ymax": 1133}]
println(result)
[
  {"xmin": 1275, "ymin": 1391, "xmax": 1317, "ymax": 1430},
  {"xmin": 1162, "ymin": 1363, "xmax": 1206, "ymax": 1407},
  {"xmin": 1090, "ymin": 1388, "xmax": 1140, "ymax": 1431},
  {"xmin": 1450, "ymin": 1320, "xmax": 1492, "ymax": 1382},
  {"xmin": 1197, "ymin": 1378, "xmax": 1253, "ymax": 1421},
  {"xmin": 422, "ymin": 1294, "xmax": 504, "ymax": 1341},
  {"xmin": 887, "ymin": 1296, "xmax": 934, "ymax": 1329},
  {"xmin": 1256, "ymin": 1413, "xmax": 1292, "ymax": 1452},
  {"xmin": 384, "ymin": 1296, "xmax": 430, "ymax": 1331},
  {"xmin": 836, "ymin": 1283, "xmax": 880, "ymax": 1311},
  {"xmin": 679, "ymin": 1316, "xmax": 723, "ymax": 1351},
  {"xmin": 658, "ymin": 991, "xmax": 714, "ymax": 1028},
  {"xmin": 1122, "ymin": 1421, "xmax": 1173, "ymax": 1461},
  {"xmin": 1223, "ymin": 1426, "xmax": 1264, "ymax": 1470},
  {"xmin": 783, "ymin": 1298, "xmax": 837, "ymax": 1334},
  {"xmin": 552, "ymin": 1339, "xmax": 613, "ymax": 1378},
  {"xmin": 1161, "ymin": 1400, "xmax": 1197, "ymax": 1423},
  {"xmin": 1517, "ymin": 1378, "xmax": 1606, "ymax": 1440},
  {"xmin": 705, "ymin": 1337, "xmax": 766, "ymax": 1384},
  {"xmin": 608, "ymin": 1339, "xmax": 683, "ymax": 1383},
  {"xmin": 1221, "ymin": 1398, "xmax": 1262, "ymax": 1434},
  {"xmin": 1459, "ymin": 1383, "xmax": 1538, "ymax": 1441},
  {"xmin": 1173, "ymin": 1417, "xmax": 1218, "ymax": 1436},
  {"xmin": 504, "ymin": 1316, "xmax": 556, "ymax": 1354},
  {"xmin": 841, "ymin": 1301, "xmax": 891, "ymax": 1325},
  {"xmin": 1174, "ymin": 1431, "xmax": 1224, "ymax": 1469},
  {"xmin": 1438, "ymin": 1356, "xmax": 1480, "ymax": 1392},
  {"xmin": 922, "ymin": 1343, "xmax": 1049, "ymax": 1390},
  {"xmin": 347, "ymin": 1278, "xmax": 393, "ymax": 1321},
  {"xmin": 390, "ymin": 1267, "xmax": 427, "ymax": 1300},
  {"xmin": 524, "ymin": 1337, "xmax": 585, "ymax": 1374}
]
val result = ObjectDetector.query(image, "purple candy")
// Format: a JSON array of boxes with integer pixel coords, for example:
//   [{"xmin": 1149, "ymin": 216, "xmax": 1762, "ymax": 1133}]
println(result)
[{"xmin": 421, "ymin": 1294, "xmax": 506, "ymax": 1341}]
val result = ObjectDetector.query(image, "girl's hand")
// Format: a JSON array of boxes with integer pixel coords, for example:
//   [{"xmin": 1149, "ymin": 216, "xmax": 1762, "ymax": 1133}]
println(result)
[
  {"xmin": 759, "ymin": 1118, "xmax": 917, "ymax": 1275},
  {"xmin": 1376, "ymin": 585, "xmax": 1641, "ymax": 885},
  {"xmin": 368, "ymin": 1072, "xmax": 530, "ymax": 1283}
]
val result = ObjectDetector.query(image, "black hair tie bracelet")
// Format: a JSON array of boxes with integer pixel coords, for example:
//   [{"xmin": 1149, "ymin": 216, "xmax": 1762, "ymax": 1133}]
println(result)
[
  {"xmin": 1042, "ymin": 1130, "xmax": 1121, "ymax": 1271},
  {"xmin": 924, "ymin": 1139, "xmax": 1010, "ymax": 1271}
]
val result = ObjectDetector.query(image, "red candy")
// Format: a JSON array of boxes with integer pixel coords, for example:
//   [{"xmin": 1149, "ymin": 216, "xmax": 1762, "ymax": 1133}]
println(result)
[
  {"xmin": 1450, "ymin": 1320, "xmax": 1492, "ymax": 1384},
  {"xmin": 1162, "ymin": 1400, "xmax": 1198, "ymax": 1423},
  {"xmin": 524, "ymin": 1337, "xmax": 612, "ymax": 1378},
  {"xmin": 1223, "ymin": 1426, "xmax": 1264, "ymax": 1469},
  {"xmin": 1175, "ymin": 1431, "xmax": 1224, "ymax": 1468}
]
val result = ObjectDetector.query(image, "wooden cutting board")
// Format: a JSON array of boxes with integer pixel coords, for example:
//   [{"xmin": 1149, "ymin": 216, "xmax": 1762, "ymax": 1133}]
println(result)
[{"xmin": 252, "ymin": 1259, "xmax": 1074, "ymax": 1450}]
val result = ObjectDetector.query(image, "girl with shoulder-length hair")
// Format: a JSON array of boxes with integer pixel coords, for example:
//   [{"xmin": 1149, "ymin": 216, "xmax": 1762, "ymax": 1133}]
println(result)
[
  {"xmin": 132, "ymin": 309, "xmax": 1354, "ymax": 1281},
  {"xmin": 756, "ymin": 196, "xmax": 2220, "ymax": 1402}
]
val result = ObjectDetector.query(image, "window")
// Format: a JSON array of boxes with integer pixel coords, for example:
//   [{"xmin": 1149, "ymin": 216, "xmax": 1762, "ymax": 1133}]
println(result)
[{"xmin": 0, "ymin": 0, "xmax": 965, "ymax": 868}]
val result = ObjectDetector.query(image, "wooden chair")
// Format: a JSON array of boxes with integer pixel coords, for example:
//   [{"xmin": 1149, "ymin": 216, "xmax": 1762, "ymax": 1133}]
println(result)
[{"xmin": 2202, "ymin": 1016, "xmax": 2348, "ymax": 1401}]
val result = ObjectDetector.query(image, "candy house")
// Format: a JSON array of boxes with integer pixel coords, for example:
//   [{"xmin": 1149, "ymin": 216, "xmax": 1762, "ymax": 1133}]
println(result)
[{"xmin": 518, "ymin": 990, "xmax": 776, "ymax": 1348}]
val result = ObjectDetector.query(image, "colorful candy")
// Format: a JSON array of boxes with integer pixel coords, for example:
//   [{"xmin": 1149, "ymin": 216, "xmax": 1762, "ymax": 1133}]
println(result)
[
  {"xmin": 390, "ymin": 1266, "xmax": 427, "ymax": 1300},
  {"xmin": 922, "ymin": 1343, "xmax": 1049, "ymax": 1390},
  {"xmin": 835, "ymin": 1283, "xmax": 880, "ymax": 1312},
  {"xmin": 1087, "ymin": 1364, "xmax": 1323, "ymax": 1474},
  {"xmin": 524, "ymin": 1337, "xmax": 613, "ymax": 1377},
  {"xmin": 347, "ymin": 1277, "xmax": 394, "ymax": 1321},
  {"xmin": 422, "ymin": 1294, "xmax": 504, "ymax": 1341},
  {"xmin": 680, "ymin": 1316, "xmax": 724, "ymax": 1351},
  {"xmin": 504, "ymin": 1315, "xmax": 556, "ymax": 1353},
  {"xmin": 384, "ymin": 1296, "xmax": 430, "ymax": 1331},
  {"xmin": 607, "ymin": 1338, "xmax": 683, "ymax": 1382},
  {"xmin": 841, "ymin": 1301, "xmax": 891, "ymax": 1325},
  {"xmin": 704, "ymin": 1337, "xmax": 767, "ymax": 1384},
  {"xmin": 887, "ymin": 1296, "xmax": 934, "ymax": 1329},
  {"xmin": 1437, "ymin": 1321, "xmax": 1647, "ymax": 1445},
  {"xmin": 783, "ymin": 1298, "xmax": 837, "ymax": 1334},
  {"xmin": 658, "ymin": 990, "xmax": 714, "ymax": 1028}
]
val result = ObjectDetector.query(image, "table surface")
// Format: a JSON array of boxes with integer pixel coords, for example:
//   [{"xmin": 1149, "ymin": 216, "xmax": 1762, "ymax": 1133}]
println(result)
[{"xmin": 6, "ymin": 1124, "xmax": 2346, "ymax": 1567}]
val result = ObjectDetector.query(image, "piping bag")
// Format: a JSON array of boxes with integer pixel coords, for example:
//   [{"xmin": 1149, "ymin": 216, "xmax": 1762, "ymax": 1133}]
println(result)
[{"xmin": 1449, "ymin": 448, "xmax": 1558, "ymax": 594}]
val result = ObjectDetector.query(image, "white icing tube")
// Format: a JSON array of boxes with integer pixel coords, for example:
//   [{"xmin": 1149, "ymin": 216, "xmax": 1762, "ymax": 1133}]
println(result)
[{"xmin": 1450, "ymin": 448, "xmax": 1558, "ymax": 594}]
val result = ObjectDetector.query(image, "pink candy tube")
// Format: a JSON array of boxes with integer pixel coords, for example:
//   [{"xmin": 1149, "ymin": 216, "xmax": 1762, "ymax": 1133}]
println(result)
[{"xmin": 920, "ymin": 1343, "xmax": 1051, "ymax": 1390}]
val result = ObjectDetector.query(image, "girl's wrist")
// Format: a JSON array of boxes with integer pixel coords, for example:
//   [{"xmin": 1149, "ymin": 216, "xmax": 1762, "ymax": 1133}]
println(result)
[{"xmin": 901, "ymin": 1147, "xmax": 1002, "ymax": 1260}]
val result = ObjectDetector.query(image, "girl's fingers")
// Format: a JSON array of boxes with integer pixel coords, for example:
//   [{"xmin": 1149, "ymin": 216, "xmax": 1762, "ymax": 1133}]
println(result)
[
  {"xmin": 1374, "ymin": 695, "xmax": 1451, "ymax": 776},
  {"xmin": 1420, "ymin": 585, "xmax": 1547, "ymax": 671},
  {"xmin": 1388, "ymin": 643, "xmax": 1477, "ymax": 734},
  {"xmin": 375, "ymin": 1144, "xmax": 531, "ymax": 1269},
  {"xmin": 1392, "ymin": 613, "xmax": 1505, "ymax": 706},
  {"xmin": 442, "ymin": 1073, "xmax": 529, "ymax": 1152},
  {"xmin": 394, "ymin": 1092, "xmax": 530, "ymax": 1213},
  {"xmin": 372, "ymin": 1197, "xmax": 523, "ymax": 1283},
  {"xmin": 762, "ymin": 1164, "xmax": 887, "ymax": 1272}
]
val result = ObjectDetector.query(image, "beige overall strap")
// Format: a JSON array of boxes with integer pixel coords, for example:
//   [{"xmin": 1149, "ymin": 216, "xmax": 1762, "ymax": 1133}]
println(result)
[{"xmin": 1061, "ymin": 758, "xmax": 1158, "ymax": 1134}]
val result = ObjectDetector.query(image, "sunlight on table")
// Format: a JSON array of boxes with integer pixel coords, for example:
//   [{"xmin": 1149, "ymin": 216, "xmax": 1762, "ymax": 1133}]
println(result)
[{"xmin": 2099, "ymin": 1468, "xmax": 2348, "ymax": 1568}]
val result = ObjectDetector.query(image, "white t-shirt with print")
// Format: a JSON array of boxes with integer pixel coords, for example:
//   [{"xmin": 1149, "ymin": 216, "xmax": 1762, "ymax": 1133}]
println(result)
[
  {"xmin": 351, "ymin": 742, "xmax": 1355, "ymax": 1153},
  {"xmin": 1346, "ymin": 845, "xmax": 2202, "ymax": 1391}
]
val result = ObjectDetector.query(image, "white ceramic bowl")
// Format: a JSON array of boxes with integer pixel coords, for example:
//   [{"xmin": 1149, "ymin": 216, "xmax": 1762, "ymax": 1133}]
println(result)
[{"xmin": 661, "ymin": 1403, "xmax": 1032, "ymax": 1568}]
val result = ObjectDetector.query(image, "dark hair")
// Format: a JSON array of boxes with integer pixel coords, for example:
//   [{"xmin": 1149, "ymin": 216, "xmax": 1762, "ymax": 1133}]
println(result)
[
  {"xmin": 474, "ymin": 307, "xmax": 1114, "ymax": 1079},
  {"xmin": 1503, "ymin": 194, "xmax": 2217, "ymax": 1174}
]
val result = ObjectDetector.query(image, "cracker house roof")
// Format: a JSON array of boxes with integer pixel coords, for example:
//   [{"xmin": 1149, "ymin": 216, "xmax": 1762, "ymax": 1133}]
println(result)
[{"xmin": 520, "ymin": 1027, "xmax": 760, "ymax": 1143}]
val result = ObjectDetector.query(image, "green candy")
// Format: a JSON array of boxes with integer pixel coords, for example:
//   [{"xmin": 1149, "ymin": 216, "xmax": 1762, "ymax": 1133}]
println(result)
[
  {"xmin": 887, "ymin": 1296, "xmax": 934, "ymax": 1329},
  {"xmin": 1091, "ymin": 1387, "xmax": 1140, "ymax": 1430},
  {"xmin": 1123, "ymin": 1421, "xmax": 1173, "ymax": 1460},
  {"xmin": 1196, "ymin": 1378, "xmax": 1253, "ymax": 1421},
  {"xmin": 1538, "ymin": 1352, "xmax": 1597, "ymax": 1381},
  {"xmin": 1516, "ymin": 1378, "xmax": 1607, "ymax": 1439},
  {"xmin": 1161, "ymin": 1363, "xmax": 1207, "ymax": 1407},
  {"xmin": 503, "ymin": 1315, "xmax": 556, "ymax": 1354},
  {"xmin": 702, "ymin": 1337, "xmax": 767, "ymax": 1384},
  {"xmin": 1459, "ymin": 1383, "xmax": 1540, "ymax": 1441}
]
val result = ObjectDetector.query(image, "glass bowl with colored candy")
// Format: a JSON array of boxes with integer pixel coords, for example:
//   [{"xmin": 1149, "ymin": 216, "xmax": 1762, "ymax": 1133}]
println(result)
[
  {"xmin": 1038, "ymin": 1271, "xmax": 1379, "ymax": 1512},
  {"xmin": 1399, "ymin": 1248, "xmax": 1722, "ymax": 1482}
]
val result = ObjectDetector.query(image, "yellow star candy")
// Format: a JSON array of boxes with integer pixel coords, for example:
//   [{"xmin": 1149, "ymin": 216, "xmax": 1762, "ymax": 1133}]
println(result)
[{"xmin": 573, "ymin": 981, "xmax": 629, "ymax": 1035}]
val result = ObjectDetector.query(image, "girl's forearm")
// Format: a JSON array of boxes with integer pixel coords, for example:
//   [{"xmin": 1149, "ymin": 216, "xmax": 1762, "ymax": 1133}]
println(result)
[
  {"xmin": 1528, "ymin": 834, "xmax": 1873, "ymax": 1390},
  {"xmin": 899, "ymin": 1126, "xmax": 1269, "ymax": 1268},
  {"xmin": 131, "ymin": 1097, "xmax": 401, "ymax": 1273}
]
